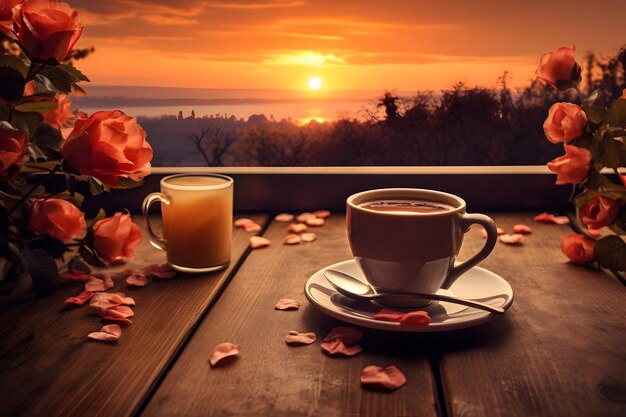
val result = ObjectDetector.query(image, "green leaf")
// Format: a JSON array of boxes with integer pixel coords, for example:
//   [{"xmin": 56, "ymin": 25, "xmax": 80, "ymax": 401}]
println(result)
[
  {"xmin": 19, "ymin": 247, "xmax": 59, "ymax": 295},
  {"xmin": 79, "ymin": 245, "xmax": 105, "ymax": 268},
  {"xmin": 569, "ymin": 133, "xmax": 593, "ymax": 149},
  {"xmin": 0, "ymin": 55, "xmax": 29, "ymax": 77},
  {"xmin": 0, "ymin": 262, "xmax": 24, "ymax": 296},
  {"xmin": 594, "ymin": 236, "xmax": 626, "ymax": 272},
  {"xmin": 88, "ymin": 177, "xmax": 108, "ymax": 195},
  {"xmin": 21, "ymin": 160, "xmax": 60, "ymax": 173},
  {"xmin": 58, "ymin": 64, "xmax": 90, "ymax": 82},
  {"xmin": 68, "ymin": 255, "xmax": 91, "ymax": 274},
  {"xmin": 27, "ymin": 236, "xmax": 67, "ymax": 258},
  {"xmin": 582, "ymin": 90, "xmax": 599, "ymax": 108},
  {"xmin": 115, "ymin": 177, "xmax": 144, "ymax": 190},
  {"xmin": 583, "ymin": 105, "xmax": 608, "ymax": 125},
  {"xmin": 598, "ymin": 135, "xmax": 621, "ymax": 170},
  {"xmin": 89, "ymin": 208, "xmax": 106, "ymax": 227},
  {"xmin": 14, "ymin": 101, "xmax": 58, "ymax": 113},
  {"xmin": 607, "ymin": 100, "xmax": 626, "ymax": 127}
]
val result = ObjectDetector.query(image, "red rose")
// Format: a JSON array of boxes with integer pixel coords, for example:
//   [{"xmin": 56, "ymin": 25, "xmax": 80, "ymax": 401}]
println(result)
[
  {"xmin": 12, "ymin": 0, "xmax": 83, "ymax": 62},
  {"xmin": 61, "ymin": 110, "xmax": 152, "ymax": 186},
  {"xmin": 561, "ymin": 233, "xmax": 595, "ymax": 264},
  {"xmin": 580, "ymin": 196, "xmax": 620, "ymax": 230},
  {"xmin": 43, "ymin": 94, "xmax": 73, "ymax": 133},
  {"xmin": 547, "ymin": 144, "xmax": 590, "ymax": 185},
  {"xmin": 536, "ymin": 45, "xmax": 580, "ymax": 89},
  {"xmin": 29, "ymin": 198, "xmax": 86, "ymax": 241},
  {"xmin": 0, "ymin": 0, "xmax": 20, "ymax": 34},
  {"xmin": 0, "ymin": 128, "xmax": 28, "ymax": 177},
  {"xmin": 93, "ymin": 213, "xmax": 142, "ymax": 263},
  {"xmin": 543, "ymin": 102, "xmax": 587, "ymax": 143}
]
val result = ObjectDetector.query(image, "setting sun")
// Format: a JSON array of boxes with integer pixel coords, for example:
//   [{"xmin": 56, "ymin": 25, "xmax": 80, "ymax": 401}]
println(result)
[{"xmin": 308, "ymin": 77, "xmax": 322, "ymax": 90}]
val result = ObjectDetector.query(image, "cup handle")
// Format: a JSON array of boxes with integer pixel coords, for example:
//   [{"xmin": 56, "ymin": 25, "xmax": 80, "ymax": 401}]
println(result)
[
  {"xmin": 142, "ymin": 192, "xmax": 171, "ymax": 251},
  {"xmin": 441, "ymin": 213, "xmax": 497, "ymax": 289}
]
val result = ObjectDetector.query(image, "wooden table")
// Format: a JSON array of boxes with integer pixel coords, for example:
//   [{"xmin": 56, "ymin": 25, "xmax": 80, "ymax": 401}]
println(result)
[{"xmin": 0, "ymin": 213, "xmax": 624, "ymax": 417}]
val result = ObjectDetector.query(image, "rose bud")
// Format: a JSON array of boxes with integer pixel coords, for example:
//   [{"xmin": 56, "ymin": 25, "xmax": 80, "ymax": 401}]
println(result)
[
  {"xmin": 0, "ymin": 128, "xmax": 28, "ymax": 177},
  {"xmin": 29, "ymin": 198, "xmax": 86, "ymax": 241},
  {"xmin": 580, "ymin": 196, "xmax": 620, "ymax": 230},
  {"xmin": 93, "ymin": 213, "xmax": 142, "ymax": 264},
  {"xmin": 535, "ymin": 45, "xmax": 581, "ymax": 89},
  {"xmin": 62, "ymin": 110, "xmax": 152, "ymax": 187},
  {"xmin": 547, "ymin": 144, "xmax": 590, "ymax": 185},
  {"xmin": 560, "ymin": 233, "xmax": 595, "ymax": 264},
  {"xmin": 543, "ymin": 102, "xmax": 587, "ymax": 143},
  {"xmin": 12, "ymin": 0, "xmax": 83, "ymax": 62}
]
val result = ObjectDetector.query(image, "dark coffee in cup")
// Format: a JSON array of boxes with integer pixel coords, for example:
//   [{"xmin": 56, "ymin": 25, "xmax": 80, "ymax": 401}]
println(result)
[{"xmin": 359, "ymin": 199, "xmax": 454, "ymax": 214}]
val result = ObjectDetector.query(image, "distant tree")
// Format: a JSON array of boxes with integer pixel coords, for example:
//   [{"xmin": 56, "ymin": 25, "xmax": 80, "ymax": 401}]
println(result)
[
  {"xmin": 377, "ymin": 91, "xmax": 400, "ymax": 123},
  {"xmin": 187, "ymin": 124, "xmax": 236, "ymax": 167}
]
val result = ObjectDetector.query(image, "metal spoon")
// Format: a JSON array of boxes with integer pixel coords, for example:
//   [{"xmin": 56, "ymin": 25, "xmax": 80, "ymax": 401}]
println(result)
[{"xmin": 323, "ymin": 269, "xmax": 505, "ymax": 315}]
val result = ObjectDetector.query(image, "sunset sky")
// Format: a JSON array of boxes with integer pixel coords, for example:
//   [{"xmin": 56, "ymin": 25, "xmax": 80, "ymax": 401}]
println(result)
[{"xmin": 71, "ymin": 0, "xmax": 626, "ymax": 93}]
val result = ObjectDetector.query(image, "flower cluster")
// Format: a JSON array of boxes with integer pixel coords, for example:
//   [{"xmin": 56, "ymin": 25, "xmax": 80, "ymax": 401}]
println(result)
[
  {"xmin": 0, "ymin": 0, "xmax": 152, "ymax": 295},
  {"xmin": 536, "ymin": 45, "xmax": 625, "ymax": 272}
]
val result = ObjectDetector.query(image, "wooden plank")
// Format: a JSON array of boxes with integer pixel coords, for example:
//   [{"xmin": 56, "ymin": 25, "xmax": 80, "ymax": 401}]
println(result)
[
  {"xmin": 439, "ymin": 213, "xmax": 626, "ymax": 417},
  {"xmin": 143, "ymin": 215, "xmax": 438, "ymax": 417},
  {"xmin": 0, "ymin": 214, "xmax": 267, "ymax": 417}
]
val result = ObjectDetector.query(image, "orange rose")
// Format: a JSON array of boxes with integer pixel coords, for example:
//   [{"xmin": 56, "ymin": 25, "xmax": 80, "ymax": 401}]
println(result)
[
  {"xmin": 547, "ymin": 144, "xmax": 590, "ymax": 185},
  {"xmin": 580, "ymin": 196, "xmax": 620, "ymax": 230},
  {"xmin": 29, "ymin": 198, "xmax": 86, "ymax": 241},
  {"xmin": 0, "ymin": 128, "xmax": 28, "ymax": 177},
  {"xmin": 561, "ymin": 233, "xmax": 595, "ymax": 264},
  {"xmin": 536, "ymin": 45, "xmax": 581, "ymax": 89},
  {"xmin": 0, "ymin": 0, "xmax": 20, "ymax": 34},
  {"xmin": 12, "ymin": 0, "xmax": 83, "ymax": 62},
  {"xmin": 93, "ymin": 213, "xmax": 142, "ymax": 263},
  {"xmin": 61, "ymin": 110, "xmax": 152, "ymax": 186},
  {"xmin": 43, "ymin": 94, "xmax": 73, "ymax": 132},
  {"xmin": 543, "ymin": 102, "xmax": 587, "ymax": 143}
]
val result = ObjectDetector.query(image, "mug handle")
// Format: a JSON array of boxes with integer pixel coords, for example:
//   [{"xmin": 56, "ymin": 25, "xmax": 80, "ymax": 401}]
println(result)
[
  {"xmin": 441, "ymin": 213, "xmax": 498, "ymax": 289},
  {"xmin": 142, "ymin": 192, "xmax": 171, "ymax": 251}
]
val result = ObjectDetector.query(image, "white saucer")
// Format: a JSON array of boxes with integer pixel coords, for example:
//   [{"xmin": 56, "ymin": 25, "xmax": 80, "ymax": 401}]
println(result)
[{"xmin": 304, "ymin": 259, "xmax": 514, "ymax": 332}]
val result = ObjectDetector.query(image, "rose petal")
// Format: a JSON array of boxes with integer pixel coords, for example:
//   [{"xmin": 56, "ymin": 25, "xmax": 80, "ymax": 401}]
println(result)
[
  {"xmin": 499, "ymin": 233, "xmax": 524, "ymax": 244},
  {"xmin": 288, "ymin": 223, "xmax": 307, "ymax": 233},
  {"xmin": 283, "ymin": 234, "xmax": 302, "ymax": 245},
  {"xmin": 360, "ymin": 365, "xmax": 406, "ymax": 391},
  {"xmin": 64, "ymin": 290, "xmax": 94, "ymax": 307},
  {"xmin": 275, "ymin": 298, "xmax": 300, "ymax": 310},
  {"xmin": 85, "ymin": 277, "xmax": 106, "ymax": 292},
  {"xmin": 101, "ymin": 316, "xmax": 133, "ymax": 326},
  {"xmin": 313, "ymin": 210, "xmax": 331, "ymax": 219},
  {"xmin": 513, "ymin": 224, "xmax": 532, "ymax": 234},
  {"xmin": 372, "ymin": 309, "xmax": 405, "ymax": 322},
  {"xmin": 234, "ymin": 218, "xmax": 255, "ymax": 227},
  {"xmin": 244, "ymin": 222, "xmax": 261, "ymax": 233},
  {"xmin": 588, "ymin": 228, "xmax": 601, "ymax": 237},
  {"xmin": 126, "ymin": 272, "xmax": 148, "ymax": 287},
  {"xmin": 323, "ymin": 326, "xmax": 363, "ymax": 345},
  {"xmin": 87, "ymin": 324, "xmax": 122, "ymax": 343},
  {"xmin": 142, "ymin": 263, "xmax": 176, "ymax": 279},
  {"xmin": 60, "ymin": 271, "xmax": 94, "ymax": 283},
  {"xmin": 209, "ymin": 342, "xmax": 241, "ymax": 367},
  {"xmin": 109, "ymin": 293, "xmax": 135, "ymax": 306},
  {"xmin": 275, "ymin": 213, "xmax": 294, "ymax": 222},
  {"xmin": 305, "ymin": 218, "xmax": 325, "ymax": 227},
  {"xmin": 399, "ymin": 311, "xmax": 431, "ymax": 326},
  {"xmin": 534, "ymin": 212, "xmax": 570, "ymax": 224},
  {"xmin": 321, "ymin": 339, "xmax": 362, "ymax": 356},
  {"xmin": 250, "ymin": 236, "xmax": 270, "ymax": 249},
  {"xmin": 300, "ymin": 233, "xmax": 317, "ymax": 242},
  {"xmin": 89, "ymin": 292, "xmax": 135, "ymax": 316},
  {"xmin": 285, "ymin": 331, "xmax": 317, "ymax": 345},
  {"xmin": 105, "ymin": 305, "xmax": 134, "ymax": 319},
  {"xmin": 296, "ymin": 212, "xmax": 316, "ymax": 222},
  {"xmin": 497, "ymin": 227, "xmax": 506, "ymax": 235}
]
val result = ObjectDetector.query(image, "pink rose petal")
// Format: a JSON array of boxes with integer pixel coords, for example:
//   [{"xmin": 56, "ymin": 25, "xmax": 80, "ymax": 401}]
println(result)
[
  {"xmin": 126, "ymin": 272, "xmax": 148, "ymax": 287},
  {"xmin": 283, "ymin": 234, "xmax": 302, "ymax": 245},
  {"xmin": 275, "ymin": 298, "xmax": 300, "ymax": 310},
  {"xmin": 90, "ymin": 292, "xmax": 135, "ymax": 316},
  {"xmin": 296, "ymin": 212, "xmax": 316, "ymax": 222},
  {"xmin": 209, "ymin": 342, "xmax": 241, "ymax": 367},
  {"xmin": 305, "ymin": 218, "xmax": 325, "ymax": 227},
  {"xmin": 497, "ymin": 227, "xmax": 506, "ymax": 235},
  {"xmin": 105, "ymin": 305, "xmax": 134, "ymax": 319},
  {"xmin": 313, "ymin": 210, "xmax": 331, "ymax": 219},
  {"xmin": 513, "ymin": 224, "xmax": 533, "ymax": 234},
  {"xmin": 399, "ymin": 311, "xmax": 431, "ymax": 326},
  {"xmin": 288, "ymin": 223, "xmax": 307, "ymax": 233},
  {"xmin": 372, "ymin": 309, "xmax": 405, "ymax": 322},
  {"xmin": 60, "ymin": 271, "xmax": 94, "ymax": 283},
  {"xmin": 85, "ymin": 278, "xmax": 106, "ymax": 292},
  {"xmin": 360, "ymin": 365, "xmax": 406, "ymax": 391},
  {"xmin": 101, "ymin": 316, "xmax": 133, "ymax": 326},
  {"xmin": 499, "ymin": 233, "xmax": 524, "ymax": 244},
  {"xmin": 300, "ymin": 233, "xmax": 317, "ymax": 242},
  {"xmin": 234, "ymin": 218, "xmax": 255, "ymax": 228},
  {"xmin": 323, "ymin": 326, "xmax": 363, "ymax": 345},
  {"xmin": 244, "ymin": 222, "xmax": 261, "ymax": 233},
  {"xmin": 64, "ymin": 290, "xmax": 94, "ymax": 307},
  {"xmin": 87, "ymin": 324, "xmax": 122, "ymax": 343},
  {"xmin": 275, "ymin": 213, "xmax": 294, "ymax": 222},
  {"xmin": 109, "ymin": 293, "xmax": 135, "ymax": 306},
  {"xmin": 250, "ymin": 236, "xmax": 270, "ymax": 249},
  {"xmin": 321, "ymin": 339, "xmax": 362, "ymax": 357},
  {"xmin": 284, "ymin": 331, "xmax": 317, "ymax": 345},
  {"xmin": 534, "ymin": 212, "xmax": 570, "ymax": 224}
]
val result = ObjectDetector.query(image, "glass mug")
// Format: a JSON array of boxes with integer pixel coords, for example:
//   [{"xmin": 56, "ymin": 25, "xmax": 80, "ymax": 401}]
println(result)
[{"xmin": 142, "ymin": 173, "xmax": 234, "ymax": 273}]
